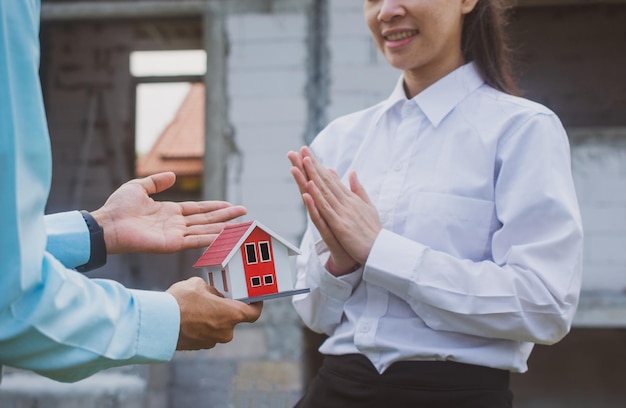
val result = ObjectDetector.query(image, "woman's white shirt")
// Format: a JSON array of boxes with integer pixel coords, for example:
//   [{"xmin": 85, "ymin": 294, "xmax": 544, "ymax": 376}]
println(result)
[{"xmin": 292, "ymin": 62, "xmax": 583, "ymax": 374}]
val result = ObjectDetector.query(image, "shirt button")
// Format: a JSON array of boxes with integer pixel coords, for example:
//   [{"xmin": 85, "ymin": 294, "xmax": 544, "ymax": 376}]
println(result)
[
  {"xmin": 359, "ymin": 322, "xmax": 370, "ymax": 333},
  {"xmin": 393, "ymin": 163, "xmax": 403, "ymax": 171},
  {"xmin": 401, "ymin": 102, "xmax": 415, "ymax": 118}
]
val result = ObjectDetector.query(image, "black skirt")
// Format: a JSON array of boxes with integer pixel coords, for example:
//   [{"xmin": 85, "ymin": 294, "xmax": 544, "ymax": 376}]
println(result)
[{"xmin": 295, "ymin": 354, "xmax": 513, "ymax": 408}]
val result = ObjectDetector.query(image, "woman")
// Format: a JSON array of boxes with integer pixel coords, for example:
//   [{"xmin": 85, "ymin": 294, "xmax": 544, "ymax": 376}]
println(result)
[{"xmin": 288, "ymin": 0, "xmax": 583, "ymax": 407}]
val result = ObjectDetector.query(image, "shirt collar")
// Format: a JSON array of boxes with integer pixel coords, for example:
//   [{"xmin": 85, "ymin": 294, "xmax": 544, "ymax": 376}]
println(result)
[
  {"xmin": 374, "ymin": 75, "xmax": 409, "ymax": 124},
  {"xmin": 375, "ymin": 62, "xmax": 485, "ymax": 128}
]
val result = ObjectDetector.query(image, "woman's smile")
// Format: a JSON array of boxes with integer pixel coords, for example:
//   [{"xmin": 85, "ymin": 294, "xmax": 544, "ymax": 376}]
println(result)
[{"xmin": 383, "ymin": 29, "xmax": 419, "ymax": 48}]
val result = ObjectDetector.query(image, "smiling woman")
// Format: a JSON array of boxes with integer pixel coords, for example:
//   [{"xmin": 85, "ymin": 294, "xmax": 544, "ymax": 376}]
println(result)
[{"xmin": 290, "ymin": 0, "xmax": 583, "ymax": 407}]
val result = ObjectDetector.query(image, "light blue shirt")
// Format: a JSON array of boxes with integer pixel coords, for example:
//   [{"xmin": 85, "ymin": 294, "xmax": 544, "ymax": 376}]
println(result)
[
  {"xmin": 0, "ymin": 0, "xmax": 179, "ymax": 382},
  {"xmin": 293, "ymin": 62, "xmax": 583, "ymax": 374}
]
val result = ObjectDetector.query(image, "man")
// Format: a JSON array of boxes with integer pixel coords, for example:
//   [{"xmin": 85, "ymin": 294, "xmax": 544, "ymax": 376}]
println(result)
[{"xmin": 0, "ymin": 0, "xmax": 262, "ymax": 383}]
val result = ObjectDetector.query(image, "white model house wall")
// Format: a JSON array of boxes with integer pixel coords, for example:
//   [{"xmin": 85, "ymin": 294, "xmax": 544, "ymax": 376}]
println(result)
[
  {"xmin": 207, "ymin": 257, "xmax": 246, "ymax": 300},
  {"xmin": 271, "ymin": 237, "xmax": 296, "ymax": 292}
]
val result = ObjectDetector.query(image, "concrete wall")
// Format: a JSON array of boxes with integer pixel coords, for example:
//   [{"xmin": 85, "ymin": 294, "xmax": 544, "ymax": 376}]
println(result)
[
  {"xmin": 570, "ymin": 128, "xmax": 626, "ymax": 293},
  {"xmin": 327, "ymin": 0, "xmax": 398, "ymax": 120},
  {"xmin": 172, "ymin": 11, "xmax": 312, "ymax": 408},
  {"xmin": 226, "ymin": 12, "xmax": 307, "ymax": 244}
]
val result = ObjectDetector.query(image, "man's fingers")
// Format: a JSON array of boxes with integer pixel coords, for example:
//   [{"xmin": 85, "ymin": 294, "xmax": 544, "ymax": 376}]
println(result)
[
  {"xmin": 184, "ymin": 223, "xmax": 226, "ymax": 236},
  {"xmin": 137, "ymin": 172, "xmax": 177, "ymax": 195},
  {"xmin": 205, "ymin": 284, "xmax": 226, "ymax": 298},
  {"xmin": 183, "ymin": 205, "xmax": 247, "ymax": 225},
  {"xmin": 179, "ymin": 200, "xmax": 241, "ymax": 215},
  {"xmin": 237, "ymin": 301, "xmax": 264, "ymax": 323}
]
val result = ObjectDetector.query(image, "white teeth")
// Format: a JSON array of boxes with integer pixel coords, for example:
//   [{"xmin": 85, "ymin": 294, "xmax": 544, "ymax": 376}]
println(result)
[{"xmin": 385, "ymin": 31, "xmax": 417, "ymax": 41}]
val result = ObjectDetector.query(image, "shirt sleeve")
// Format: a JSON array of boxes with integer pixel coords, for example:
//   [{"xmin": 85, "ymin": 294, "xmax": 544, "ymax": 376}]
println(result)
[
  {"xmin": 0, "ymin": 0, "xmax": 180, "ymax": 382},
  {"xmin": 362, "ymin": 113, "xmax": 583, "ymax": 345},
  {"xmin": 292, "ymin": 221, "xmax": 362, "ymax": 335},
  {"xmin": 0, "ymin": 258, "xmax": 181, "ymax": 382},
  {"xmin": 44, "ymin": 211, "xmax": 91, "ymax": 269}
]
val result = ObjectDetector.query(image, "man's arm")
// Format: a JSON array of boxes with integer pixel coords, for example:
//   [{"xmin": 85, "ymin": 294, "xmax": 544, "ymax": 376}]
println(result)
[
  {"xmin": 1, "ymin": 0, "xmax": 261, "ymax": 382},
  {"xmin": 44, "ymin": 172, "xmax": 247, "ymax": 270}
]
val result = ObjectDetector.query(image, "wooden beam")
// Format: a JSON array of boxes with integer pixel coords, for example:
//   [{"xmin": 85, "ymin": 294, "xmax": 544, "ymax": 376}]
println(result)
[{"xmin": 40, "ymin": 0, "xmax": 311, "ymax": 21}]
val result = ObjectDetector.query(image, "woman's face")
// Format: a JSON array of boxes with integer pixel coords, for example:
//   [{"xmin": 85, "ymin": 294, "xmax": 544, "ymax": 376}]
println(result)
[{"xmin": 364, "ymin": 0, "xmax": 478, "ymax": 81}]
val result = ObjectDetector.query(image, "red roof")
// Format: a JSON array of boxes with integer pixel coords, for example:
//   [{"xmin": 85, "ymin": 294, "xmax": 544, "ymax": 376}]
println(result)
[
  {"xmin": 193, "ymin": 220, "xmax": 300, "ymax": 268},
  {"xmin": 136, "ymin": 83, "xmax": 204, "ymax": 177},
  {"xmin": 194, "ymin": 221, "xmax": 254, "ymax": 267}
]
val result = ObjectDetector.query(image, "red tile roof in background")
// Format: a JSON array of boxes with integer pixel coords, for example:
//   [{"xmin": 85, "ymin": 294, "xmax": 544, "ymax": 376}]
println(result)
[{"xmin": 136, "ymin": 83, "xmax": 204, "ymax": 177}]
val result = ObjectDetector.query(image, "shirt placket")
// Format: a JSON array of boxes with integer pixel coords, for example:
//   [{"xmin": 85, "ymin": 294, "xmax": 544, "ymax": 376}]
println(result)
[{"xmin": 355, "ymin": 102, "xmax": 423, "ymax": 361}]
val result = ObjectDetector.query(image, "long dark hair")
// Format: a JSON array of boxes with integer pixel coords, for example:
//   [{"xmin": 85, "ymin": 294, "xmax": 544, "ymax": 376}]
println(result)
[{"xmin": 462, "ymin": 0, "xmax": 519, "ymax": 95}]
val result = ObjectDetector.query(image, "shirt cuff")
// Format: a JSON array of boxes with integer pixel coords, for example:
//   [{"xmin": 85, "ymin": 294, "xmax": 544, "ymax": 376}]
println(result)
[
  {"xmin": 363, "ymin": 229, "xmax": 425, "ymax": 300},
  {"xmin": 314, "ymin": 239, "xmax": 361, "ymax": 301},
  {"xmin": 44, "ymin": 211, "xmax": 90, "ymax": 268},
  {"xmin": 75, "ymin": 210, "xmax": 107, "ymax": 272},
  {"xmin": 130, "ymin": 289, "xmax": 180, "ymax": 362}
]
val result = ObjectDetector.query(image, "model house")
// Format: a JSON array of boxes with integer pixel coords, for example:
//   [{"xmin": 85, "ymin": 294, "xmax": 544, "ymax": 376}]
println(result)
[{"xmin": 193, "ymin": 220, "xmax": 308, "ymax": 303}]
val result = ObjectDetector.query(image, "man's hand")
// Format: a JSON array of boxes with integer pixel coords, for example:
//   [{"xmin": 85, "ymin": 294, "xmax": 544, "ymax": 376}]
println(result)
[
  {"xmin": 166, "ymin": 277, "xmax": 263, "ymax": 350},
  {"xmin": 90, "ymin": 172, "xmax": 247, "ymax": 254}
]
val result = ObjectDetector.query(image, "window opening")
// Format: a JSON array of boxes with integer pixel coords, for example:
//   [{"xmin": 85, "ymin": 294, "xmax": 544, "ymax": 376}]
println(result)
[
  {"xmin": 131, "ymin": 50, "xmax": 207, "ymax": 194},
  {"xmin": 259, "ymin": 242, "xmax": 271, "ymax": 262},
  {"xmin": 245, "ymin": 243, "xmax": 258, "ymax": 264},
  {"xmin": 221, "ymin": 270, "xmax": 229, "ymax": 292}
]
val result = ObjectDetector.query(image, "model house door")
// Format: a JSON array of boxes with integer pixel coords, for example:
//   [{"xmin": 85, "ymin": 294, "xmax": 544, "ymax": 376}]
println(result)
[{"xmin": 241, "ymin": 228, "xmax": 278, "ymax": 298}]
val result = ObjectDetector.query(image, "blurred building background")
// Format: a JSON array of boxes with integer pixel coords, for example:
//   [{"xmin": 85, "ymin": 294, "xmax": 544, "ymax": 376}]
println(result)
[{"xmin": 1, "ymin": 0, "xmax": 626, "ymax": 407}]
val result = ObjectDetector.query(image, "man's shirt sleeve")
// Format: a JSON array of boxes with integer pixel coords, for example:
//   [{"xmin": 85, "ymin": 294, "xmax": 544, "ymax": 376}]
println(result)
[
  {"xmin": 44, "ymin": 211, "xmax": 91, "ymax": 269},
  {"xmin": 0, "ymin": 0, "xmax": 180, "ymax": 382}
]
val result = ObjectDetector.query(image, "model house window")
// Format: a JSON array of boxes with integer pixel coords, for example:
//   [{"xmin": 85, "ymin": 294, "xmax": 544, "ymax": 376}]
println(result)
[
  {"xmin": 221, "ymin": 270, "xmax": 229, "ymax": 292},
  {"xmin": 259, "ymin": 242, "xmax": 271, "ymax": 262},
  {"xmin": 263, "ymin": 274, "xmax": 274, "ymax": 286},
  {"xmin": 208, "ymin": 273, "xmax": 214, "ymax": 287},
  {"xmin": 245, "ymin": 243, "xmax": 258, "ymax": 264},
  {"xmin": 251, "ymin": 276, "xmax": 262, "ymax": 287}
]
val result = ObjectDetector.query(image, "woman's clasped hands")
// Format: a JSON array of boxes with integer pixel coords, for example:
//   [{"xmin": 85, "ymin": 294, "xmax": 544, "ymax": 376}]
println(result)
[{"xmin": 288, "ymin": 146, "xmax": 382, "ymax": 276}]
